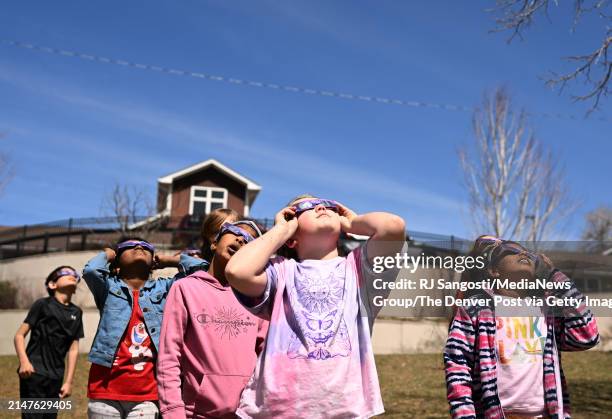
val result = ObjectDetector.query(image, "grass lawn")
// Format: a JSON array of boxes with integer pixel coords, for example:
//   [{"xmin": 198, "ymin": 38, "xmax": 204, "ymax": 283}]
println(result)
[{"xmin": 0, "ymin": 352, "xmax": 610, "ymax": 418}]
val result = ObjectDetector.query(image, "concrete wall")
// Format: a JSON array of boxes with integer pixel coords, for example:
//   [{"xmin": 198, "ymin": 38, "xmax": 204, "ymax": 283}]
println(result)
[
  {"xmin": 371, "ymin": 317, "xmax": 612, "ymax": 354},
  {"xmin": 2, "ymin": 252, "xmax": 611, "ymax": 356},
  {"xmin": 1, "ymin": 310, "xmax": 610, "ymax": 357},
  {"xmin": 1, "ymin": 309, "xmax": 99, "ymax": 356},
  {"xmin": 0, "ymin": 251, "xmax": 100, "ymax": 308},
  {"xmin": 0, "ymin": 251, "xmax": 181, "ymax": 309}
]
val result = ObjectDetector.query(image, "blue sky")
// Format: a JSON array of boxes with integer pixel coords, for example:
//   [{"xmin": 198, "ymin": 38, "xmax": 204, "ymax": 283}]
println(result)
[{"xmin": 0, "ymin": 1, "xmax": 609, "ymax": 239}]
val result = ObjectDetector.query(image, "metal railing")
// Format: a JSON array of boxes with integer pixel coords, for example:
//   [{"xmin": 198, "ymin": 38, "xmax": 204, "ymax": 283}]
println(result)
[
  {"xmin": 0, "ymin": 215, "xmax": 471, "ymax": 260},
  {"xmin": 4, "ymin": 215, "xmax": 607, "ymax": 261}
]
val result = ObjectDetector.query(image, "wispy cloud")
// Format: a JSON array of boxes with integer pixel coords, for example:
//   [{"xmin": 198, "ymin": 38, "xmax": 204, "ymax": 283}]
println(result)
[
  {"xmin": 91, "ymin": 103, "xmax": 463, "ymax": 211},
  {"xmin": 212, "ymin": 0, "xmax": 400, "ymax": 53},
  {"xmin": 0, "ymin": 62, "xmax": 464, "ymax": 215}
]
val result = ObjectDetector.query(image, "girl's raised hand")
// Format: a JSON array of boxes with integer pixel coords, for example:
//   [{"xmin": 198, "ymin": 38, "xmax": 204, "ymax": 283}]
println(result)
[
  {"xmin": 104, "ymin": 247, "xmax": 116, "ymax": 262},
  {"xmin": 275, "ymin": 206, "xmax": 298, "ymax": 235},
  {"xmin": 534, "ymin": 253, "xmax": 555, "ymax": 281},
  {"xmin": 153, "ymin": 254, "xmax": 180, "ymax": 269},
  {"xmin": 153, "ymin": 254, "xmax": 164, "ymax": 270},
  {"xmin": 336, "ymin": 202, "xmax": 357, "ymax": 233},
  {"xmin": 539, "ymin": 253, "xmax": 554, "ymax": 269}
]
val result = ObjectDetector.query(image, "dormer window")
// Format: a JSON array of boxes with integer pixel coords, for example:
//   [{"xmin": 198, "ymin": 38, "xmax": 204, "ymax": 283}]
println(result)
[{"xmin": 189, "ymin": 186, "xmax": 228, "ymax": 217}]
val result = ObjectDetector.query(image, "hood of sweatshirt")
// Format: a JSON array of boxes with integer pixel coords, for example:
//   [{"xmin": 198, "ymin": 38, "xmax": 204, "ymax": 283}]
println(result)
[{"xmin": 189, "ymin": 269, "xmax": 231, "ymax": 291}]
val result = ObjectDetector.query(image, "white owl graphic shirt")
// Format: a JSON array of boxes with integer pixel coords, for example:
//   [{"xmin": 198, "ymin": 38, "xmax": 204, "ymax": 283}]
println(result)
[{"xmin": 236, "ymin": 244, "xmax": 400, "ymax": 419}]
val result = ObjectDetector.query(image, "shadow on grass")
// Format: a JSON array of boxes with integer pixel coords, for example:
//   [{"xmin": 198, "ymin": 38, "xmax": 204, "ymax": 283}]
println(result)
[
  {"xmin": 0, "ymin": 352, "xmax": 609, "ymax": 418},
  {"xmin": 566, "ymin": 379, "xmax": 612, "ymax": 418}
]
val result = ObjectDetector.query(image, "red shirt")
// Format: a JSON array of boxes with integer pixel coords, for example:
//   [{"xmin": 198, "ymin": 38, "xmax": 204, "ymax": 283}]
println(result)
[{"xmin": 88, "ymin": 290, "xmax": 158, "ymax": 401}]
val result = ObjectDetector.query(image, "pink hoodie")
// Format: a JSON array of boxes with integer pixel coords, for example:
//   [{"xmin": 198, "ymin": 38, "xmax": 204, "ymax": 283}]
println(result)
[{"xmin": 157, "ymin": 270, "xmax": 268, "ymax": 419}]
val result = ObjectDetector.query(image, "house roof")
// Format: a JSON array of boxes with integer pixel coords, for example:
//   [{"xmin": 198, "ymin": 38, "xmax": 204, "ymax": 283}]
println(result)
[{"xmin": 157, "ymin": 159, "xmax": 261, "ymax": 191}]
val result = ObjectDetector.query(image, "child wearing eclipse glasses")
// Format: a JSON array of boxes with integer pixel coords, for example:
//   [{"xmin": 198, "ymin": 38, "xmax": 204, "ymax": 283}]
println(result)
[
  {"xmin": 174, "ymin": 208, "xmax": 241, "ymax": 279},
  {"xmin": 157, "ymin": 220, "xmax": 269, "ymax": 419},
  {"xmin": 82, "ymin": 236, "xmax": 206, "ymax": 419},
  {"xmin": 225, "ymin": 195, "xmax": 406, "ymax": 418},
  {"xmin": 444, "ymin": 235, "xmax": 599, "ymax": 419},
  {"xmin": 14, "ymin": 266, "xmax": 84, "ymax": 417}
]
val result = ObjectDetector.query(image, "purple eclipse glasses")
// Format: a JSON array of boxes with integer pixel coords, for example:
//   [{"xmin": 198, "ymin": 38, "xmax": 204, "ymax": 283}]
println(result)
[
  {"xmin": 215, "ymin": 221, "xmax": 262, "ymax": 243},
  {"xmin": 50, "ymin": 268, "xmax": 81, "ymax": 284},
  {"xmin": 492, "ymin": 243, "xmax": 537, "ymax": 262},
  {"xmin": 292, "ymin": 199, "xmax": 338, "ymax": 215},
  {"xmin": 476, "ymin": 235, "xmax": 502, "ymax": 244},
  {"xmin": 476, "ymin": 236, "xmax": 536, "ymax": 266},
  {"xmin": 116, "ymin": 240, "xmax": 155, "ymax": 254}
]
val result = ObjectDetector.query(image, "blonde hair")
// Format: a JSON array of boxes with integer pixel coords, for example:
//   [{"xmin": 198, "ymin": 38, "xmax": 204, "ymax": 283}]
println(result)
[
  {"xmin": 286, "ymin": 193, "xmax": 316, "ymax": 206},
  {"xmin": 279, "ymin": 193, "xmax": 344, "ymax": 261}
]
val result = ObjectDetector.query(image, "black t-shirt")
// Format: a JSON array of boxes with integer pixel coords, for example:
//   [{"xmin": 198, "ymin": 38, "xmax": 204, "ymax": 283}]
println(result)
[{"xmin": 24, "ymin": 297, "xmax": 84, "ymax": 380}]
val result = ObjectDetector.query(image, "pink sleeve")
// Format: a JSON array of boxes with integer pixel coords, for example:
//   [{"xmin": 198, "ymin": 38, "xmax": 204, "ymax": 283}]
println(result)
[
  {"xmin": 550, "ymin": 271, "xmax": 600, "ymax": 351},
  {"xmin": 157, "ymin": 283, "xmax": 188, "ymax": 418}
]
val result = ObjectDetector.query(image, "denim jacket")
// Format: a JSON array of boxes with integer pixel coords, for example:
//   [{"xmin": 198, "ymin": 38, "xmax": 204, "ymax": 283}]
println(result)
[{"xmin": 83, "ymin": 251, "xmax": 206, "ymax": 367}]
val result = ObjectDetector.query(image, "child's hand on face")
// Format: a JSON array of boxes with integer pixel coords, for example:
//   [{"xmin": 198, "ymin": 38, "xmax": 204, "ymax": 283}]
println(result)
[
  {"xmin": 275, "ymin": 206, "xmax": 299, "ymax": 236},
  {"xmin": 153, "ymin": 254, "xmax": 163, "ymax": 270},
  {"xmin": 18, "ymin": 359, "xmax": 35, "ymax": 378},
  {"xmin": 153, "ymin": 254, "xmax": 179, "ymax": 269},
  {"xmin": 534, "ymin": 253, "xmax": 555, "ymax": 282},
  {"xmin": 336, "ymin": 202, "xmax": 357, "ymax": 233},
  {"xmin": 539, "ymin": 253, "xmax": 554, "ymax": 269},
  {"xmin": 104, "ymin": 248, "xmax": 116, "ymax": 262}
]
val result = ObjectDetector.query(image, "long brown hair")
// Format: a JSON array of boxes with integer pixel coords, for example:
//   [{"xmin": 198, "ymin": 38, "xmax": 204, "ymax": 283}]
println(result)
[
  {"xmin": 460, "ymin": 235, "xmax": 500, "ymax": 286},
  {"xmin": 449, "ymin": 235, "xmax": 501, "ymax": 321},
  {"xmin": 200, "ymin": 208, "xmax": 239, "ymax": 260}
]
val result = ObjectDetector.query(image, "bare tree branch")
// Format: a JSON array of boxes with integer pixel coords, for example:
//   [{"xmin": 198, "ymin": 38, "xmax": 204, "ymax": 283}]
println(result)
[
  {"xmin": 490, "ymin": 0, "xmax": 611, "ymax": 111},
  {"xmin": 582, "ymin": 205, "xmax": 612, "ymax": 251},
  {"xmin": 459, "ymin": 87, "xmax": 575, "ymax": 241},
  {"xmin": 547, "ymin": 36, "xmax": 611, "ymax": 110},
  {"xmin": 100, "ymin": 182, "xmax": 154, "ymax": 234}
]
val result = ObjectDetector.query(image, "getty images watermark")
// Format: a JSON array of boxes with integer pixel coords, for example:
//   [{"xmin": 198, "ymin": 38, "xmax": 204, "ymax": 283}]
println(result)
[{"xmin": 366, "ymin": 241, "xmax": 612, "ymax": 316}]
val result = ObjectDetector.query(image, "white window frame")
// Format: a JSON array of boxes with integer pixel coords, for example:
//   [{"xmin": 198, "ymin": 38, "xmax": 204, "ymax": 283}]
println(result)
[{"xmin": 189, "ymin": 186, "xmax": 228, "ymax": 216}]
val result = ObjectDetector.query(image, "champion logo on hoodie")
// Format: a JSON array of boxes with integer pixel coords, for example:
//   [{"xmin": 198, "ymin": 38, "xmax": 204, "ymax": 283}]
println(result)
[{"xmin": 196, "ymin": 307, "xmax": 257, "ymax": 339}]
